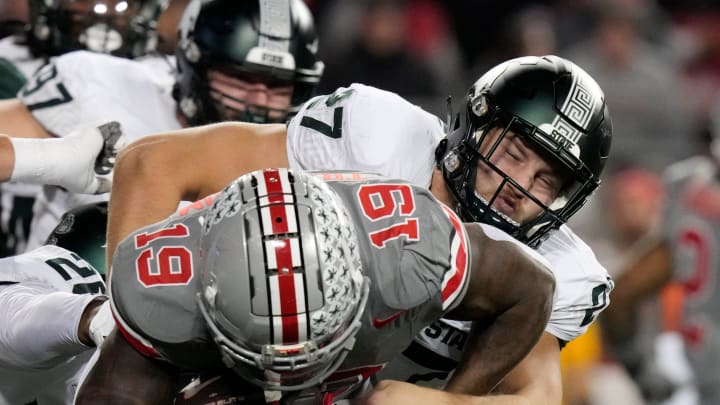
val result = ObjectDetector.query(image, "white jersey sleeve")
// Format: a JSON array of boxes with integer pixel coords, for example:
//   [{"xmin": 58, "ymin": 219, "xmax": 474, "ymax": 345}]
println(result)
[
  {"xmin": 537, "ymin": 225, "xmax": 614, "ymax": 342},
  {"xmin": 286, "ymin": 83, "xmax": 445, "ymax": 188},
  {"xmin": 19, "ymin": 50, "xmax": 180, "ymax": 140},
  {"xmin": 0, "ymin": 244, "xmax": 105, "ymax": 291},
  {"xmin": 0, "ymin": 245, "xmax": 106, "ymax": 370}
]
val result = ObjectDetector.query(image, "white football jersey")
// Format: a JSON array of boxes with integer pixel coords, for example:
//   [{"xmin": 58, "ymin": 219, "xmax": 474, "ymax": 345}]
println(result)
[
  {"xmin": 19, "ymin": 50, "xmax": 181, "ymax": 250},
  {"xmin": 287, "ymin": 83, "xmax": 614, "ymax": 387},
  {"xmin": 287, "ymin": 83, "xmax": 445, "ymax": 188},
  {"xmin": 0, "ymin": 245, "xmax": 105, "ymax": 404}
]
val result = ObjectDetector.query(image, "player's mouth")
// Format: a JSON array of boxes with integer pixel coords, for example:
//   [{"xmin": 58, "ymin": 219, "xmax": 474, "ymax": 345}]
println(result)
[
  {"xmin": 474, "ymin": 191, "xmax": 521, "ymax": 226},
  {"xmin": 494, "ymin": 195, "xmax": 518, "ymax": 216}
]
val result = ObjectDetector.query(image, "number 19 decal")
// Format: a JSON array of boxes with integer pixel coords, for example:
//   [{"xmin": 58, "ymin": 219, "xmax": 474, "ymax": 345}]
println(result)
[
  {"xmin": 134, "ymin": 224, "xmax": 193, "ymax": 287},
  {"xmin": 358, "ymin": 184, "xmax": 419, "ymax": 248}
]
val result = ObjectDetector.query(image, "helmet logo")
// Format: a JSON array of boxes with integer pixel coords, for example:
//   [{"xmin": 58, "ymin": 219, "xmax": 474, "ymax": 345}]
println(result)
[
  {"xmin": 539, "ymin": 123, "xmax": 581, "ymax": 158},
  {"xmin": 552, "ymin": 73, "xmax": 600, "ymax": 144},
  {"xmin": 263, "ymin": 53, "xmax": 285, "ymax": 66},
  {"xmin": 53, "ymin": 213, "xmax": 76, "ymax": 235},
  {"xmin": 247, "ymin": 47, "xmax": 296, "ymax": 70}
]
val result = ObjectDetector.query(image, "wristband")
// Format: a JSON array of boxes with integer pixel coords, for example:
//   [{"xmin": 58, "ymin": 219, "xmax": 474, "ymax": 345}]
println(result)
[{"xmin": 9, "ymin": 136, "xmax": 68, "ymax": 186}]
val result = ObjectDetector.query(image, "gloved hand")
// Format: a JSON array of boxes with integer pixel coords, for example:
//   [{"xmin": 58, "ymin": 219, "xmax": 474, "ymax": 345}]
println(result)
[{"xmin": 64, "ymin": 121, "xmax": 128, "ymax": 194}]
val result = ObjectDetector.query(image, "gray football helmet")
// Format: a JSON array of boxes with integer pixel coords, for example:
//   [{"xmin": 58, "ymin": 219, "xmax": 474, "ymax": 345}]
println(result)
[{"xmin": 197, "ymin": 169, "xmax": 369, "ymax": 391}]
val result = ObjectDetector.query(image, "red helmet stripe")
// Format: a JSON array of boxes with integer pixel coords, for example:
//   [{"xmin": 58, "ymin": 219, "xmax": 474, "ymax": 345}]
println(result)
[
  {"xmin": 440, "ymin": 205, "xmax": 469, "ymax": 310},
  {"xmin": 259, "ymin": 169, "xmax": 298, "ymax": 235},
  {"xmin": 268, "ymin": 238, "xmax": 307, "ymax": 344},
  {"xmin": 270, "ymin": 273, "xmax": 308, "ymax": 344}
]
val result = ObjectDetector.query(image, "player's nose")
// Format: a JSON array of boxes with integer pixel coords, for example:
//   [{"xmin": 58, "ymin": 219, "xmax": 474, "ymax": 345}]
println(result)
[{"xmin": 245, "ymin": 85, "xmax": 270, "ymax": 106}]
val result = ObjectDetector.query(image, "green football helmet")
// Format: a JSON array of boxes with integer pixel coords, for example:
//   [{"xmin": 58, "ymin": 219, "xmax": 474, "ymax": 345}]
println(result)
[
  {"xmin": 45, "ymin": 201, "xmax": 108, "ymax": 276},
  {"xmin": 174, "ymin": 0, "xmax": 324, "ymax": 125}
]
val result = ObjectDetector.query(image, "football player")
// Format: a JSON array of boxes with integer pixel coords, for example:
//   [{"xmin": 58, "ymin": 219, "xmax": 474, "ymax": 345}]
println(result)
[
  {"xmin": 0, "ymin": 0, "xmax": 324, "ymax": 252},
  {"xmin": 0, "ymin": 123, "xmax": 123, "ymax": 404},
  {"xmin": 76, "ymin": 168, "xmax": 555, "ymax": 403},
  {"xmin": 0, "ymin": 0, "xmax": 166, "ymax": 255},
  {"xmin": 602, "ymin": 101, "xmax": 720, "ymax": 404},
  {"xmin": 105, "ymin": 55, "xmax": 614, "ymax": 404},
  {"xmin": 0, "ymin": 244, "xmax": 112, "ymax": 404}
]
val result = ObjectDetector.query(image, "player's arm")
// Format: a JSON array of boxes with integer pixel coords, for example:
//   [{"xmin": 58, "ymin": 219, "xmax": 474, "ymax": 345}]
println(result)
[
  {"xmin": 106, "ymin": 121, "xmax": 288, "ymax": 274},
  {"xmin": 75, "ymin": 329, "xmax": 177, "ymax": 404},
  {"xmin": 463, "ymin": 332, "xmax": 563, "ymax": 405},
  {"xmin": 0, "ymin": 122, "xmax": 125, "ymax": 193},
  {"xmin": 0, "ymin": 97, "xmax": 51, "ymax": 179},
  {"xmin": 357, "ymin": 374, "xmax": 555, "ymax": 405},
  {"xmin": 359, "ymin": 274, "xmax": 558, "ymax": 405},
  {"xmin": 444, "ymin": 223, "xmax": 555, "ymax": 395},
  {"xmin": 360, "ymin": 331, "xmax": 562, "ymax": 405},
  {"xmin": 600, "ymin": 235, "xmax": 675, "ymax": 399},
  {"xmin": 357, "ymin": 334, "xmax": 561, "ymax": 405},
  {"xmin": 0, "ymin": 98, "xmax": 51, "ymax": 139},
  {"xmin": 601, "ymin": 235, "xmax": 672, "ymax": 345},
  {"xmin": 0, "ymin": 285, "xmax": 106, "ymax": 369}
]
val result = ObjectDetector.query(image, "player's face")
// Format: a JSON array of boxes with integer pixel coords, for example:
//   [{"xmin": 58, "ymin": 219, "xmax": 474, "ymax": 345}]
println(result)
[
  {"xmin": 474, "ymin": 127, "xmax": 569, "ymax": 225},
  {"xmin": 207, "ymin": 70, "xmax": 294, "ymax": 122}
]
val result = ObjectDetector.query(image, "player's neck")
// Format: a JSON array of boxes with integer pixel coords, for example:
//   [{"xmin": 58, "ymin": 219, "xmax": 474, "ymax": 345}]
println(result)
[
  {"xmin": 176, "ymin": 109, "xmax": 190, "ymax": 128},
  {"xmin": 429, "ymin": 169, "xmax": 454, "ymax": 207}
]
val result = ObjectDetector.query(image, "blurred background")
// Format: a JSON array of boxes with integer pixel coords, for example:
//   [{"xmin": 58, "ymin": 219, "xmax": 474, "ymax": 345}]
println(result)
[{"xmin": 3, "ymin": 0, "xmax": 720, "ymax": 404}]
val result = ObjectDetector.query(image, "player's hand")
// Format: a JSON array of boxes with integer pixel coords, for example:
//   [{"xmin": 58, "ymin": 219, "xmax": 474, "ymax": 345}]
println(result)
[{"xmin": 62, "ymin": 121, "xmax": 128, "ymax": 194}]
